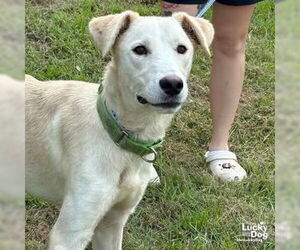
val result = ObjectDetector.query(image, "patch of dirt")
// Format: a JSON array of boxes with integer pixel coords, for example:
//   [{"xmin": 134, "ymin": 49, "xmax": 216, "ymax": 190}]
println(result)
[
  {"xmin": 26, "ymin": 0, "xmax": 56, "ymax": 7},
  {"xmin": 25, "ymin": 202, "xmax": 59, "ymax": 246}
]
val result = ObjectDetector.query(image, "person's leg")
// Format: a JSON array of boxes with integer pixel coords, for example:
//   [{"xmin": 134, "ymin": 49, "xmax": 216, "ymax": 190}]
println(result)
[
  {"xmin": 159, "ymin": 1, "xmax": 256, "ymax": 181},
  {"xmin": 209, "ymin": 2, "xmax": 255, "ymax": 150},
  {"xmin": 205, "ymin": 2, "xmax": 257, "ymax": 181}
]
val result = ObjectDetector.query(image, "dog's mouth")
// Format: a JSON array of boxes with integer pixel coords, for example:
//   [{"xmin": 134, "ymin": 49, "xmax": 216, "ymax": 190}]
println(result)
[
  {"xmin": 137, "ymin": 95, "xmax": 148, "ymax": 104},
  {"xmin": 137, "ymin": 95, "xmax": 181, "ymax": 109}
]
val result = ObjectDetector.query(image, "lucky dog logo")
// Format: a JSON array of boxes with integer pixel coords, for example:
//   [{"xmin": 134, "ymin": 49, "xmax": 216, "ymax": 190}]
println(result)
[{"xmin": 236, "ymin": 222, "xmax": 268, "ymax": 242}]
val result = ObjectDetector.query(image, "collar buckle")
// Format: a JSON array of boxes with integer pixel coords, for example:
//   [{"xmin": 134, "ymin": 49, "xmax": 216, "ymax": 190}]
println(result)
[
  {"xmin": 141, "ymin": 147, "xmax": 157, "ymax": 163},
  {"xmin": 115, "ymin": 130, "xmax": 129, "ymax": 146}
]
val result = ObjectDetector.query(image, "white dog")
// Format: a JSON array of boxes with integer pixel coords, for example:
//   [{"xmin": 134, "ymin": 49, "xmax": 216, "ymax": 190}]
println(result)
[{"xmin": 26, "ymin": 11, "xmax": 213, "ymax": 250}]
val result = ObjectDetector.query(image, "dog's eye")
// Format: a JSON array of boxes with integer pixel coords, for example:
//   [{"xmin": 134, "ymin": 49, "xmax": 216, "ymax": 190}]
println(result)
[
  {"xmin": 133, "ymin": 45, "xmax": 148, "ymax": 55},
  {"xmin": 177, "ymin": 45, "xmax": 187, "ymax": 54}
]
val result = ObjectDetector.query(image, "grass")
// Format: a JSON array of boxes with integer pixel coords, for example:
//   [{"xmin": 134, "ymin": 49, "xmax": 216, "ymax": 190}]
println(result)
[
  {"xmin": 0, "ymin": 0, "xmax": 24, "ymax": 79},
  {"xmin": 276, "ymin": 0, "xmax": 300, "ymax": 249},
  {"xmin": 25, "ymin": 0, "xmax": 275, "ymax": 249},
  {"xmin": 0, "ymin": 1, "xmax": 25, "ymax": 248}
]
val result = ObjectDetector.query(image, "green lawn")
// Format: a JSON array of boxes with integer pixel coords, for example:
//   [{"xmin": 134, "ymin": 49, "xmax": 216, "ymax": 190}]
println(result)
[
  {"xmin": 276, "ymin": 0, "xmax": 300, "ymax": 249},
  {"xmin": 25, "ymin": 0, "xmax": 275, "ymax": 249},
  {"xmin": 0, "ymin": 0, "xmax": 24, "ymax": 79}
]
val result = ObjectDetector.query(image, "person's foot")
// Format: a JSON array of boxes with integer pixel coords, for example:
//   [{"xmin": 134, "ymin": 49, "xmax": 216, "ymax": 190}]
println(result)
[{"xmin": 205, "ymin": 150, "xmax": 247, "ymax": 181}]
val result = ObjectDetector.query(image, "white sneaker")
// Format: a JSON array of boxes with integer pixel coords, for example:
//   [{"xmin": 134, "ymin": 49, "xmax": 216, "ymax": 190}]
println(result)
[{"xmin": 205, "ymin": 150, "xmax": 247, "ymax": 181}]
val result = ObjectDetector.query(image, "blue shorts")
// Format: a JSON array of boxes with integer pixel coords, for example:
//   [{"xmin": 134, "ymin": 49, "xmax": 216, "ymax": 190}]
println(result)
[{"xmin": 163, "ymin": 0, "xmax": 263, "ymax": 5}]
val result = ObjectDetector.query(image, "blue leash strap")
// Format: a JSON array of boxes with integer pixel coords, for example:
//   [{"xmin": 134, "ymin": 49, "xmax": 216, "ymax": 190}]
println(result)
[{"xmin": 196, "ymin": 0, "xmax": 216, "ymax": 17}]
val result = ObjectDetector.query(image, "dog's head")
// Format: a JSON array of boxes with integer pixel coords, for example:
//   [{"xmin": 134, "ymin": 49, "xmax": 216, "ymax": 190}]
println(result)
[{"xmin": 89, "ymin": 11, "xmax": 214, "ymax": 114}]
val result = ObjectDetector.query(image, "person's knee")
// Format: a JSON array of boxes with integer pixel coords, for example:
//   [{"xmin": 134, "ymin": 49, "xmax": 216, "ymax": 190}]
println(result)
[{"xmin": 213, "ymin": 30, "xmax": 248, "ymax": 57}]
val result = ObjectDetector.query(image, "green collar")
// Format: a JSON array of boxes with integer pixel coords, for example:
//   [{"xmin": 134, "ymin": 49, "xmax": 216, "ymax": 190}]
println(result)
[{"xmin": 96, "ymin": 84, "xmax": 163, "ymax": 163}]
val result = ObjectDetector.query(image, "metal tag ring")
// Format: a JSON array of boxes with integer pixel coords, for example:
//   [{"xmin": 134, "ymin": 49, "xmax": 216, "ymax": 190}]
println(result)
[{"xmin": 141, "ymin": 147, "xmax": 157, "ymax": 163}]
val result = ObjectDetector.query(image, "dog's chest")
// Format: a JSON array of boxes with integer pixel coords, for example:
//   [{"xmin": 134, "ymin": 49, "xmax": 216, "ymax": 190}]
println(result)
[{"xmin": 114, "ymin": 163, "xmax": 150, "ymax": 210}]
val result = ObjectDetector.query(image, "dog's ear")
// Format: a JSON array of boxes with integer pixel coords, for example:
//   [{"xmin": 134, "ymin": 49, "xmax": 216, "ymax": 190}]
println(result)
[
  {"xmin": 172, "ymin": 12, "xmax": 214, "ymax": 56},
  {"xmin": 89, "ymin": 11, "xmax": 139, "ymax": 56}
]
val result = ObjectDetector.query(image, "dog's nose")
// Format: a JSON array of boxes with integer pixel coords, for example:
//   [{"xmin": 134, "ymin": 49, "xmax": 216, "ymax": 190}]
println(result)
[{"xmin": 159, "ymin": 75, "xmax": 183, "ymax": 96}]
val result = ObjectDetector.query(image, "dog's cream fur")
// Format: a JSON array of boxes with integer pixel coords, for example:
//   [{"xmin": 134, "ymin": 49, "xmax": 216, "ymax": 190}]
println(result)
[{"xmin": 26, "ymin": 11, "xmax": 214, "ymax": 250}]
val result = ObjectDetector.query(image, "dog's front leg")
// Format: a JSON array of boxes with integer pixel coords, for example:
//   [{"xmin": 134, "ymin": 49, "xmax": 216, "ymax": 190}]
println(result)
[
  {"xmin": 92, "ymin": 185, "xmax": 146, "ymax": 250},
  {"xmin": 92, "ymin": 207, "xmax": 133, "ymax": 250},
  {"xmin": 48, "ymin": 182, "xmax": 117, "ymax": 250}
]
